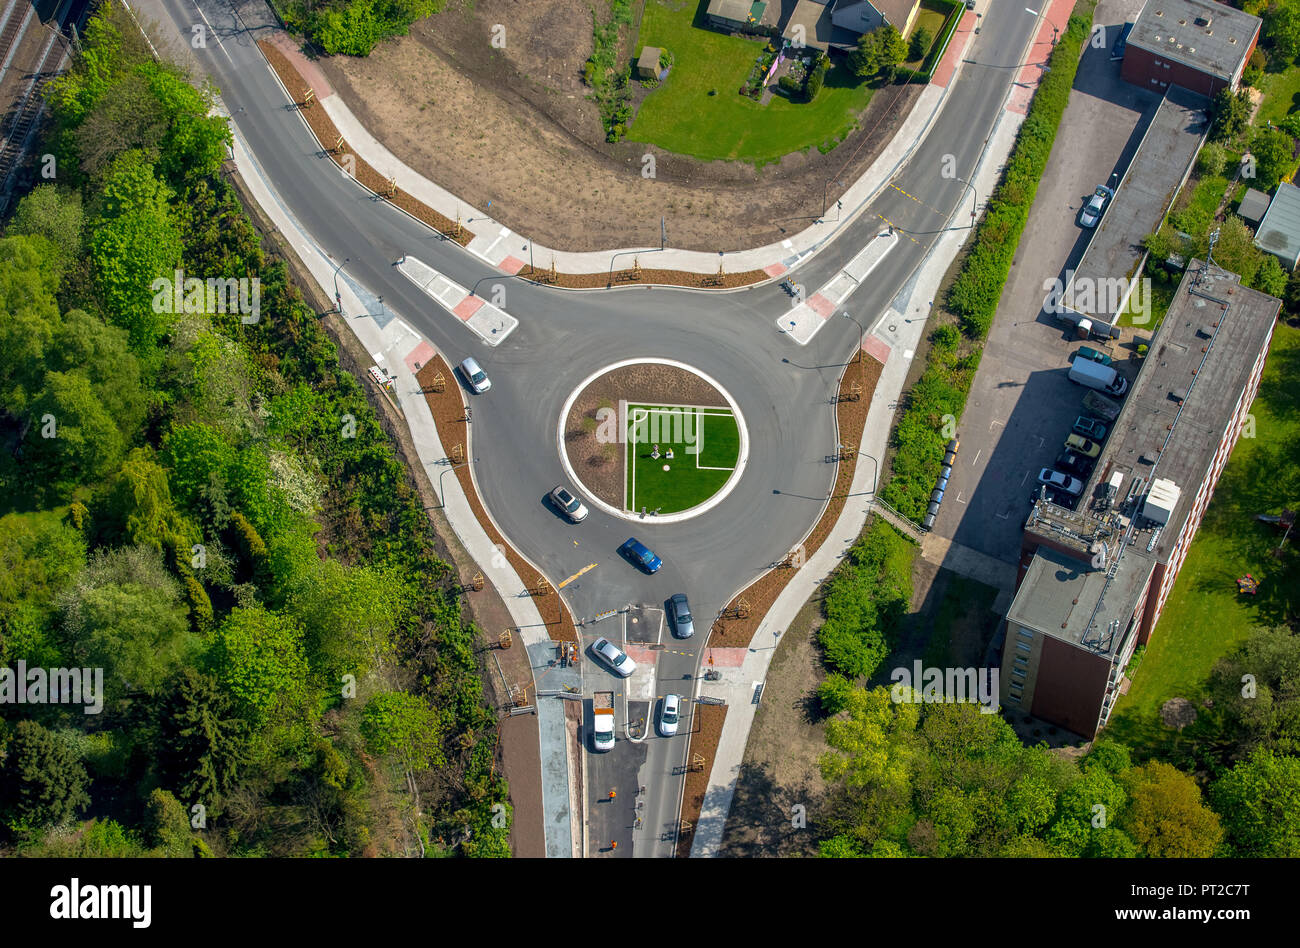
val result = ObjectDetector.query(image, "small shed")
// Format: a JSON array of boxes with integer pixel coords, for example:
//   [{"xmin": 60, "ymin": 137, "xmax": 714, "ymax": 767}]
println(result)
[
  {"xmin": 1238, "ymin": 187, "xmax": 1270, "ymax": 226},
  {"xmin": 637, "ymin": 46, "xmax": 662, "ymax": 80}
]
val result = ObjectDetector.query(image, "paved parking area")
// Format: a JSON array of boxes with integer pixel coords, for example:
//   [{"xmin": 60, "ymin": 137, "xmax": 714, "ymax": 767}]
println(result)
[{"xmin": 936, "ymin": 0, "xmax": 1158, "ymax": 563}]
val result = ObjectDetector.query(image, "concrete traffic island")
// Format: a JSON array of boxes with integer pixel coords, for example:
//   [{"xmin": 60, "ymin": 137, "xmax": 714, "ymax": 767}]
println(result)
[{"xmin": 557, "ymin": 358, "xmax": 750, "ymax": 523}]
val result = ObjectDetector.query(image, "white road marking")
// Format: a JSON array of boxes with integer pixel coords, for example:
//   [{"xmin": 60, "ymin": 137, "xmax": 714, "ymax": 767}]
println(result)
[{"xmin": 191, "ymin": 3, "xmax": 234, "ymax": 66}]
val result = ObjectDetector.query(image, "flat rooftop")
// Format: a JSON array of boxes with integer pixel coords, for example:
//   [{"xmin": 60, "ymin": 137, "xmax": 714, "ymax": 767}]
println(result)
[
  {"xmin": 1020, "ymin": 261, "xmax": 1279, "ymax": 653},
  {"xmin": 1255, "ymin": 181, "xmax": 1300, "ymax": 267},
  {"xmin": 1060, "ymin": 86, "xmax": 1210, "ymax": 324},
  {"xmin": 1128, "ymin": 0, "xmax": 1260, "ymax": 82}
]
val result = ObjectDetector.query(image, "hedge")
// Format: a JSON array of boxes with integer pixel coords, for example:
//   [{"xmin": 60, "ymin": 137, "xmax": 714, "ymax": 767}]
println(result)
[
  {"xmin": 947, "ymin": 10, "xmax": 1094, "ymax": 338},
  {"xmin": 880, "ymin": 5, "xmax": 1096, "ymax": 521},
  {"xmin": 817, "ymin": 520, "xmax": 914, "ymax": 680}
]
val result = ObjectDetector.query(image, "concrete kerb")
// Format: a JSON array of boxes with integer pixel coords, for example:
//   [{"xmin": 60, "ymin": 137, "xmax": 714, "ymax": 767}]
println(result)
[
  {"xmin": 555, "ymin": 358, "xmax": 751, "ymax": 525},
  {"xmin": 255, "ymin": 34, "xmax": 957, "ymax": 285}
]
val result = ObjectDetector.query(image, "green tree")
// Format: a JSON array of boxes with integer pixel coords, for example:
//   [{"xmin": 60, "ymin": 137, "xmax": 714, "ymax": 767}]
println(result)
[
  {"xmin": 0, "ymin": 510, "xmax": 85, "ymax": 665},
  {"xmin": 89, "ymin": 149, "xmax": 184, "ymax": 352},
  {"xmin": 909, "ymin": 25, "xmax": 933, "ymax": 62},
  {"xmin": 1264, "ymin": 0, "xmax": 1300, "ymax": 63},
  {"xmin": 156, "ymin": 668, "xmax": 248, "ymax": 812},
  {"xmin": 821, "ymin": 685, "xmax": 921, "ymax": 790},
  {"xmin": 0, "ymin": 720, "xmax": 90, "ymax": 833},
  {"xmin": 848, "ymin": 24, "xmax": 907, "ymax": 79},
  {"xmin": 144, "ymin": 788, "xmax": 210, "ymax": 856},
  {"xmin": 0, "ymin": 235, "xmax": 62, "ymax": 418},
  {"xmin": 50, "ymin": 310, "xmax": 146, "ymax": 439},
  {"xmin": 1254, "ymin": 252, "xmax": 1288, "ymax": 298},
  {"xmin": 23, "ymin": 371, "xmax": 125, "ymax": 495},
  {"xmin": 1248, "ymin": 125, "xmax": 1297, "ymax": 190},
  {"xmin": 360, "ymin": 690, "xmax": 447, "ymax": 773},
  {"xmin": 210, "ymin": 605, "xmax": 310, "ymax": 728},
  {"xmin": 1209, "ymin": 86, "xmax": 1251, "ymax": 143},
  {"xmin": 1119, "ymin": 760, "xmax": 1222, "ymax": 857},
  {"xmin": 59, "ymin": 545, "xmax": 197, "ymax": 699},
  {"xmin": 1211, "ymin": 748, "xmax": 1300, "ymax": 856},
  {"xmin": 7, "ymin": 186, "xmax": 84, "ymax": 284}
]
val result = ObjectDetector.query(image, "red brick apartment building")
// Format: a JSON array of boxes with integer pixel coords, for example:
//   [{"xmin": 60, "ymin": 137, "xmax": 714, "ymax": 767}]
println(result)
[
  {"xmin": 1002, "ymin": 263, "xmax": 1279, "ymax": 738},
  {"xmin": 1121, "ymin": 0, "xmax": 1260, "ymax": 98}
]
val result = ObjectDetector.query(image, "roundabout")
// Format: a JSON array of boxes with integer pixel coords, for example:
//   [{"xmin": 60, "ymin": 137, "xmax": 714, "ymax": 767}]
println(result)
[{"xmin": 558, "ymin": 358, "xmax": 750, "ymax": 523}]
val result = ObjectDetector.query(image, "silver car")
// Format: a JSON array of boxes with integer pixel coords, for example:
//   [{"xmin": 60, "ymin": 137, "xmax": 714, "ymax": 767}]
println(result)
[
  {"xmin": 591, "ymin": 637, "xmax": 636, "ymax": 677},
  {"xmin": 669, "ymin": 593, "xmax": 695, "ymax": 639},
  {"xmin": 549, "ymin": 485, "xmax": 589, "ymax": 523},
  {"xmin": 659, "ymin": 694, "xmax": 680, "ymax": 737},
  {"xmin": 1038, "ymin": 468, "xmax": 1083, "ymax": 496},
  {"xmin": 1079, "ymin": 185, "xmax": 1113, "ymax": 228},
  {"xmin": 459, "ymin": 356, "xmax": 491, "ymax": 394}
]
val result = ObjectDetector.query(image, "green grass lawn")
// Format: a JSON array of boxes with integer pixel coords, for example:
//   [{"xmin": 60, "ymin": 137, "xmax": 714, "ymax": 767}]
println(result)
[
  {"xmin": 1105, "ymin": 324, "xmax": 1300, "ymax": 757},
  {"xmin": 625, "ymin": 404, "xmax": 739, "ymax": 512},
  {"xmin": 628, "ymin": 0, "xmax": 874, "ymax": 163},
  {"xmin": 903, "ymin": 2, "xmax": 951, "ymax": 68},
  {"xmin": 1256, "ymin": 65, "xmax": 1300, "ymax": 128}
]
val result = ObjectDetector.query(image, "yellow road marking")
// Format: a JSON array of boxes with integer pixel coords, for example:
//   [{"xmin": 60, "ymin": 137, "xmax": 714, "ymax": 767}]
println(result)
[{"xmin": 558, "ymin": 563, "xmax": 598, "ymax": 589}]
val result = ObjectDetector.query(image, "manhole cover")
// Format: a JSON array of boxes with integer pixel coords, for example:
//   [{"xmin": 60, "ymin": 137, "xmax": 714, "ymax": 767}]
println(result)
[{"xmin": 888, "ymin": 324, "xmax": 897, "ymax": 332}]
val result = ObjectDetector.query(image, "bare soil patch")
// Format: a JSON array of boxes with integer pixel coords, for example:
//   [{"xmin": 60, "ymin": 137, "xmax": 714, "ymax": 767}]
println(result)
[
  {"xmin": 675, "ymin": 701, "xmax": 727, "ymax": 859},
  {"xmin": 717, "ymin": 595, "xmax": 828, "ymax": 857},
  {"xmin": 563, "ymin": 361, "xmax": 727, "ymax": 508},
  {"xmin": 709, "ymin": 352, "xmax": 883, "ymax": 648},
  {"xmin": 311, "ymin": 4, "xmax": 926, "ymax": 253},
  {"xmin": 417, "ymin": 355, "xmax": 578, "ymax": 643}
]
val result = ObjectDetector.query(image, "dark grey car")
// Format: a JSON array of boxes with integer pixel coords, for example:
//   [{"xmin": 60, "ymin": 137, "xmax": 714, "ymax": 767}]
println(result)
[{"xmin": 669, "ymin": 593, "xmax": 694, "ymax": 639}]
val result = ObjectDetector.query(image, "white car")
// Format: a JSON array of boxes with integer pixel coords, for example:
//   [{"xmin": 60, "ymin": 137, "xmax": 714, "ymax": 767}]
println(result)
[
  {"xmin": 549, "ymin": 485, "xmax": 589, "ymax": 523},
  {"xmin": 591, "ymin": 637, "xmax": 636, "ymax": 677},
  {"xmin": 1079, "ymin": 185, "xmax": 1114, "ymax": 228},
  {"xmin": 659, "ymin": 694, "xmax": 680, "ymax": 737},
  {"xmin": 1038, "ymin": 468, "xmax": 1084, "ymax": 496},
  {"xmin": 459, "ymin": 356, "xmax": 491, "ymax": 394}
]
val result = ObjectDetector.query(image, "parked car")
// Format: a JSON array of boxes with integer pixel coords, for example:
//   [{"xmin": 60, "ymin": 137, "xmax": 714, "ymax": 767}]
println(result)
[
  {"xmin": 1072, "ymin": 416, "xmax": 1108, "ymax": 440},
  {"xmin": 458, "ymin": 356, "xmax": 491, "ymax": 394},
  {"xmin": 1055, "ymin": 451, "xmax": 1094, "ymax": 479},
  {"xmin": 1038, "ymin": 468, "xmax": 1084, "ymax": 495},
  {"xmin": 591, "ymin": 637, "xmax": 637, "ymax": 678},
  {"xmin": 668, "ymin": 593, "xmax": 695, "ymax": 638},
  {"xmin": 549, "ymin": 485, "xmax": 589, "ymax": 523},
  {"xmin": 1065, "ymin": 434, "xmax": 1102, "ymax": 458},
  {"xmin": 618, "ymin": 537, "xmax": 662, "ymax": 573},
  {"xmin": 659, "ymin": 694, "xmax": 681, "ymax": 737},
  {"xmin": 1072, "ymin": 345, "xmax": 1113, "ymax": 366},
  {"xmin": 1079, "ymin": 185, "xmax": 1114, "ymax": 228},
  {"xmin": 1033, "ymin": 484, "xmax": 1074, "ymax": 507}
]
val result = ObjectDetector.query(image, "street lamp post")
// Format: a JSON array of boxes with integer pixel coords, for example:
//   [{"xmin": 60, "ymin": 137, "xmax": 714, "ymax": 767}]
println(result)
[
  {"xmin": 957, "ymin": 176, "xmax": 978, "ymax": 226},
  {"xmin": 841, "ymin": 311, "xmax": 864, "ymax": 364},
  {"xmin": 332, "ymin": 257, "xmax": 350, "ymax": 314},
  {"xmin": 1025, "ymin": 6, "xmax": 1059, "ymax": 46}
]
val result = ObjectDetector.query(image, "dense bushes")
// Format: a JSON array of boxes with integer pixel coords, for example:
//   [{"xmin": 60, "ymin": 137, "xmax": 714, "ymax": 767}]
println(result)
[
  {"xmin": 946, "ymin": 11, "xmax": 1093, "ymax": 339},
  {"xmin": 817, "ymin": 520, "xmax": 914, "ymax": 680},
  {"xmin": 804, "ymin": 53, "xmax": 830, "ymax": 102},
  {"xmin": 280, "ymin": 0, "xmax": 448, "ymax": 57},
  {"xmin": 584, "ymin": 0, "xmax": 634, "ymax": 141}
]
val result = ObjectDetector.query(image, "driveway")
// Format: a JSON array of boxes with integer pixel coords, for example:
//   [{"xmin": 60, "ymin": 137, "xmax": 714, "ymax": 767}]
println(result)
[{"xmin": 936, "ymin": 0, "xmax": 1158, "ymax": 563}]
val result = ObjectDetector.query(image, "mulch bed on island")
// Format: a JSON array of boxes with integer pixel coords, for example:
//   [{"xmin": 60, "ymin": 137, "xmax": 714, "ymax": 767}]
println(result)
[
  {"xmin": 708, "ymin": 352, "xmax": 884, "ymax": 649},
  {"xmin": 563, "ymin": 362, "xmax": 729, "ymax": 509},
  {"xmin": 675, "ymin": 703, "xmax": 728, "ymax": 859},
  {"xmin": 518, "ymin": 264, "xmax": 769, "ymax": 291},
  {"xmin": 416, "ymin": 355, "xmax": 577, "ymax": 643},
  {"xmin": 258, "ymin": 39, "xmax": 475, "ymax": 248}
]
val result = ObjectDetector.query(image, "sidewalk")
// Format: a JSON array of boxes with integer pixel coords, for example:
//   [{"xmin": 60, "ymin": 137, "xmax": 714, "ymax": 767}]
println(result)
[
  {"xmin": 261, "ymin": 33, "xmax": 960, "ymax": 282},
  {"xmin": 687, "ymin": 0, "xmax": 1067, "ymax": 855}
]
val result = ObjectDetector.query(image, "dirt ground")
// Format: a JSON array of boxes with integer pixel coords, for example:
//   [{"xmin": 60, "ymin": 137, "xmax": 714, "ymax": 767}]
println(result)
[
  {"xmin": 563, "ymin": 361, "xmax": 727, "ymax": 507},
  {"xmin": 675, "ymin": 702, "xmax": 727, "ymax": 858},
  {"xmin": 313, "ymin": 2, "xmax": 925, "ymax": 252},
  {"xmin": 717, "ymin": 595, "xmax": 827, "ymax": 857}
]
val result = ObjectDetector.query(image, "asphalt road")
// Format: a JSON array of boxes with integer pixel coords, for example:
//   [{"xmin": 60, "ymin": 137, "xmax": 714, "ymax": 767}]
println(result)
[{"xmin": 156, "ymin": 0, "xmax": 1043, "ymax": 856}]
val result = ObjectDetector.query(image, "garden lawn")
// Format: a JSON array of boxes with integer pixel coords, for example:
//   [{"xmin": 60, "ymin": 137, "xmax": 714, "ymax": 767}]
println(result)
[
  {"xmin": 902, "ymin": 1, "xmax": 951, "ymax": 68},
  {"xmin": 1255, "ymin": 64, "xmax": 1300, "ymax": 129},
  {"xmin": 1106, "ymin": 325, "xmax": 1300, "ymax": 755},
  {"xmin": 629, "ymin": 0, "xmax": 872, "ymax": 163},
  {"xmin": 625, "ymin": 404, "xmax": 738, "ymax": 512}
]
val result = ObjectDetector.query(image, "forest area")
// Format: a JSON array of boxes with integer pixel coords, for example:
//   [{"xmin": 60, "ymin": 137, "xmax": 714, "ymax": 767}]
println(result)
[{"xmin": 0, "ymin": 4, "xmax": 508, "ymax": 857}]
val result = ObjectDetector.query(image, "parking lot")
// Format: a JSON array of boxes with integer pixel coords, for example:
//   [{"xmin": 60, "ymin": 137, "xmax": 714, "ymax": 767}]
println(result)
[{"xmin": 935, "ymin": 0, "xmax": 1157, "ymax": 563}]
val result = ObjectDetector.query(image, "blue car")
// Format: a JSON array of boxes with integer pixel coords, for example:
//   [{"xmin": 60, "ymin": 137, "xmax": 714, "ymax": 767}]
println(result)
[{"xmin": 619, "ymin": 537, "xmax": 662, "ymax": 573}]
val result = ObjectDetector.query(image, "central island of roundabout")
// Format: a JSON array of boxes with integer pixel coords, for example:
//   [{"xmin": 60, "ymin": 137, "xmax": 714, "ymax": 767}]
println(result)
[{"xmin": 558, "ymin": 359, "xmax": 749, "ymax": 523}]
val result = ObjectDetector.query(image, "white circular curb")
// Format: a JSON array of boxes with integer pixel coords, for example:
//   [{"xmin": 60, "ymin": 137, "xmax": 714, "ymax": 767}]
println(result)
[{"xmin": 556, "ymin": 358, "xmax": 750, "ymax": 524}]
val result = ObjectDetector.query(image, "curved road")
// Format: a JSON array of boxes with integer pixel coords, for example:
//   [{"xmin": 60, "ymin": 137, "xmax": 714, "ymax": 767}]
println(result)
[{"xmin": 154, "ymin": 0, "xmax": 1044, "ymax": 856}]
